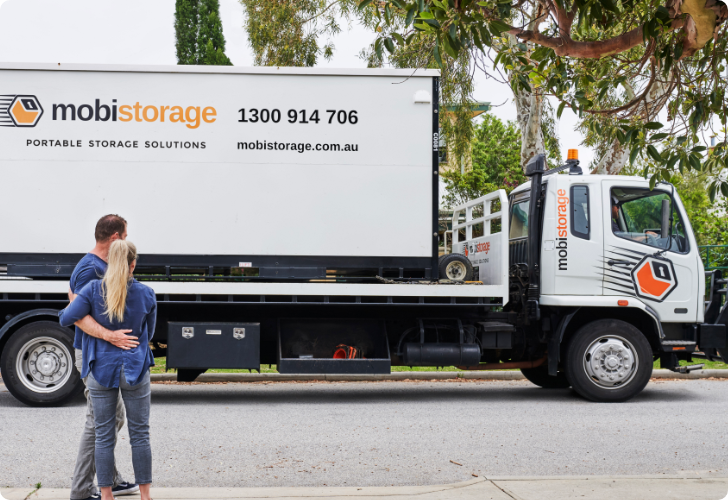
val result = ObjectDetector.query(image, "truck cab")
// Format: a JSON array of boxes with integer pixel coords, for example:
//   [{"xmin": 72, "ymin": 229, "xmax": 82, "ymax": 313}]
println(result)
[
  {"xmin": 450, "ymin": 152, "xmax": 726, "ymax": 401},
  {"xmin": 516, "ymin": 170, "xmax": 704, "ymax": 324}
]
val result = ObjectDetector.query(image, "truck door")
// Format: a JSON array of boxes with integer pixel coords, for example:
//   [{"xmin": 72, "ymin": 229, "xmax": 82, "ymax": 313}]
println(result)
[
  {"xmin": 541, "ymin": 175, "xmax": 603, "ymax": 296},
  {"xmin": 601, "ymin": 180, "xmax": 697, "ymax": 322}
]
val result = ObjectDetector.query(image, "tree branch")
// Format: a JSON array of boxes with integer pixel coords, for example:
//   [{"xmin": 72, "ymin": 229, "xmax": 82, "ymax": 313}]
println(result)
[
  {"xmin": 301, "ymin": 0, "xmax": 344, "ymax": 24},
  {"xmin": 507, "ymin": 18, "xmax": 685, "ymax": 58}
]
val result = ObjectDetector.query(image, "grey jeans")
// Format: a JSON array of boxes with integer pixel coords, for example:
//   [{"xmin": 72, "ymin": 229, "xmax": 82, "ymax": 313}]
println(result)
[
  {"xmin": 87, "ymin": 366, "xmax": 152, "ymax": 487},
  {"xmin": 70, "ymin": 349, "xmax": 126, "ymax": 500}
]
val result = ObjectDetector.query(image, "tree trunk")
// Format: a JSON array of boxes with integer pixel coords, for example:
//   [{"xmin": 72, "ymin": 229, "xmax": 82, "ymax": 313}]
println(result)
[
  {"xmin": 591, "ymin": 139, "xmax": 631, "ymax": 175},
  {"xmin": 515, "ymin": 85, "xmax": 546, "ymax": 170}
]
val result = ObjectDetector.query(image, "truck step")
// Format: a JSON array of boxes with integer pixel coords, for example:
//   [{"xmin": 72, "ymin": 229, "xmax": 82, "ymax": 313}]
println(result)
[
  {"xmin": 670, "ymin": 364, "xmax": 704, "ymax": 374},
  {"xmin": 476, "ymin": 321, "xmax": 515, "ymax": 332},
  {"xmin": 661, "ymin": 340, "xmax": 696, "ymax": 346}
]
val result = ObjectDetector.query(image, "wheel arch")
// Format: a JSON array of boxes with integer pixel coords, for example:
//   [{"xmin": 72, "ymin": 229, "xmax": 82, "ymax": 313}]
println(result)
[
  {"xmin": 561, "ymin": 307, "xmax": 662, "ymax": 354},
  {"xmin": 0, "ymin": 309, "xmax": 65, "ymax": 359}
]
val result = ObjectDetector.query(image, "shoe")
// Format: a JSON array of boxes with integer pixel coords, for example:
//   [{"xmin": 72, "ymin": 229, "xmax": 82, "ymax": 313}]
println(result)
[
  {"xmin": 112, "ymin": 482, "xmax": 140, "ymax": 496},
  {"xmin": 73, "ymin": 495, "xmax": 100, "ymax": 500}
]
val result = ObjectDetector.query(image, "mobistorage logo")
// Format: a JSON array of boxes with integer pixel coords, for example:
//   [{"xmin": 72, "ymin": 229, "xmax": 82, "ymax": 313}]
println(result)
[
  {"xmin": 51, "ymin": 99, "xmax": 217, "ymax": 129},
  {"xmin": 0, "ymin": 95, "xmax": 44, "ymax": 127}
]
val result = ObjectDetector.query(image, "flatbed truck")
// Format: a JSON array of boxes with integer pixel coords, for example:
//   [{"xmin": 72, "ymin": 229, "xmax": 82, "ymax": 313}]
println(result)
[{"xmin": 0, "ymin": 63, "xmax": 725, "ymax": 405}]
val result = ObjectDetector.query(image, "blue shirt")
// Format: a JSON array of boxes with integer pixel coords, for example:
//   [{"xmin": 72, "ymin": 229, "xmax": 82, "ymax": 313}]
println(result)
[
  {"xmin": 69, "ymin": 253, "xmax": 108, "ymax": 349},
  {"xmin": 59, "ymin": 279, "xmax": 157, "ymax": 388}
]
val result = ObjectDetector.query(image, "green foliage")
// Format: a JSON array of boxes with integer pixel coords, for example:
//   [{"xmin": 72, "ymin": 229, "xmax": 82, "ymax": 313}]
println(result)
[
  {"xmin": 363, "ymin": 0, "xmax": 728, "ymax": 194},
  {"xmin": 175, "ymin": 0, "xmax": 232, "ymax": 65},
  {"xmin": 673, "ymin": 173, "xmax": 728, "ymax": 247},
  {"xmin": 198, "ymin": 0, "xmax": 232, "ymax": 65},
  {"xmin": 241, "ymin": 0, "xmax": 352, "ymax": 66},
  {"xmin": 441, "ymin": 113, "xmax": 526, "ymax": 208},
  {"xmin": 175, "ymin": 0, "xmax": 198, "ymax": 65}
]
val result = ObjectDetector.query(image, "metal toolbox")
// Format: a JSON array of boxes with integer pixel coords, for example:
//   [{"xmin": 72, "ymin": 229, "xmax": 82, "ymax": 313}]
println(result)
[{"xmin": 167, "ymin": 322, "xmax": 260, "ymax": 369}]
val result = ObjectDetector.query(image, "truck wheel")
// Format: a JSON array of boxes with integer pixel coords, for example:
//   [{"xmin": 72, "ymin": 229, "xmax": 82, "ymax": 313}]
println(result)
[
  {"xmin": 439, "ymin": 254, "xmax": 473, "ymax": 282},
  {"xmin": 521, "ymin": 365, "xmax": 570, "ymax": 388},
  {"xmin": 564, "ymin": 319, "xmax": 652, "ymax": 402},
  {"xmin": 0, "ymin": 321, "xmax": 83, "ymax": 407}
]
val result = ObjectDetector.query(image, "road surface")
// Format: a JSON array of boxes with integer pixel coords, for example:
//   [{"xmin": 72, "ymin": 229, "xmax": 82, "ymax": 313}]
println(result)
[{"xmin": 1, "ymin": 378, "xmax": 726, "ymax": 489}]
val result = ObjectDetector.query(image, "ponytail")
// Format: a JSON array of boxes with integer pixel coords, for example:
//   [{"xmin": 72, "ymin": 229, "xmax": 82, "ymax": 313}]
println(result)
[{"xmin": 101, "ymin": 240, "xmax": 138, "ymax": 322}]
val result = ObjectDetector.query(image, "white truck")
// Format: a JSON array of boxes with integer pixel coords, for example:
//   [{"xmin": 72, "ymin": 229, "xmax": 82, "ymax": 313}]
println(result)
[{"xmin": 0, "ymin": 63, "xmax": 725, "ymax": 405}]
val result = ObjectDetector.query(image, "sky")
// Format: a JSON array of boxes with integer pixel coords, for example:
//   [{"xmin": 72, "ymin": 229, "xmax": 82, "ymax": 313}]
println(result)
[{"xmin": 0, "ymin": 0, "xmax": 594, "ymax": 166}]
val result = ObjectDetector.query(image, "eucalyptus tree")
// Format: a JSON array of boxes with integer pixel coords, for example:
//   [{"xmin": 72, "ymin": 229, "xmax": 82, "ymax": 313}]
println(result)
[{"xmin": 362, "ymin": 0, "xmax": 728, "ymax": 197}]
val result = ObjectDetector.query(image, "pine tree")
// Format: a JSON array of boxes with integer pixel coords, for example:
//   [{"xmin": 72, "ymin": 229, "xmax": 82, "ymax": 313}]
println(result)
[
  {"xmin": 174, "ymin": 0, "xmax": 232, "ymax": 66},
  {"xmin": 197, "ymin": 0, "xmax": 231, "ymax": 65},
  {"xmin": 174, "ymin": 0, "xmax": 198, "ymax": 65}
]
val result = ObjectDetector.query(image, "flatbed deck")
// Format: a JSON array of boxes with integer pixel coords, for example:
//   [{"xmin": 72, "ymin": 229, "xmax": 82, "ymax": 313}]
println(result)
[{"xmin": 0, "ymin": 279, "xmax": 507, "ymax": 303}]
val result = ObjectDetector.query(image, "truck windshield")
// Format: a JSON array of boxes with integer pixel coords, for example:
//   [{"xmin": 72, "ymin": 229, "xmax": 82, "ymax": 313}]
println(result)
[
  {"xmin": 510, "ymin": 199, "xmax": 530, "ymax": 239},
  {"xmin": 611, "ymin": 188, "xmax": 689, "ymax": 253}
]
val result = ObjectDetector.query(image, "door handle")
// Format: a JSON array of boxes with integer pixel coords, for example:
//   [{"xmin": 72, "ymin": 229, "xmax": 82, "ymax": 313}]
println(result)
[{"xmin": 607, "ymin": 259, "xmax": 630, "ymax": 266}]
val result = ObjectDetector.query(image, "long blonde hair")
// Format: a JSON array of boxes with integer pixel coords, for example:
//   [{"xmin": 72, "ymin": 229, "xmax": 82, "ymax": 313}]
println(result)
[{"xmin": 101, "ymin": 240, "xmax": 137, "ymax": 322}]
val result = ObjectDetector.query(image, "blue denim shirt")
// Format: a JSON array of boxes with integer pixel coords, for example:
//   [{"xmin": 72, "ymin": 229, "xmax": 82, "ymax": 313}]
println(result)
[
  {"xmin": 69, "ymin": 253, "xmax": 108, "ymax": 350},
  {"xmin": 59, "ymin": 279, "xmax": 157, "ymax": 388}
]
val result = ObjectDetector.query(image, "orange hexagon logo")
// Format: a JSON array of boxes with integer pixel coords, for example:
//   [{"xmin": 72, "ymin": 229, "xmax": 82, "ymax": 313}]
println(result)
[
  {"xmin": 7, "ymin": 95, "xmax": 43, "ymax": 127},
  {"xmin": 631, "ymin": 256, "xmax": 677, "ymax": 302}
]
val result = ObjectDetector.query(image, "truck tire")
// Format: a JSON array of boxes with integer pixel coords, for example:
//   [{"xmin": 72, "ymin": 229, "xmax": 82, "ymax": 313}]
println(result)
[
  {"xmin": 563, "ymin": 319, "xmax": 652, "ymax": 402},
  {"xmin": 521, "ymin": 365, "xmax": 570, "ymax": 388},
  {"xmin": 439, "ymin": 254, "xmax": 474, "ymax": 282},
  {"xmin": 0, "ymin": 321, "xmax": 83, "ymax": 407}
]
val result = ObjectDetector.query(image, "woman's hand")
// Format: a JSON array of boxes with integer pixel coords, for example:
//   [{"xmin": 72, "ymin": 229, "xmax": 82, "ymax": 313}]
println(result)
[{"xmin": 102, "ymin": 329, "xmax": 139, "ymax": 350}]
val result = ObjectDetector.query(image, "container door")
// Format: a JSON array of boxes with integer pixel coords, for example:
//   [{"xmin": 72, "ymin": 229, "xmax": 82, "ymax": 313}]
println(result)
[{"xmin": 601, "ymin": 180, "xmax": 697, "ymax": 322}]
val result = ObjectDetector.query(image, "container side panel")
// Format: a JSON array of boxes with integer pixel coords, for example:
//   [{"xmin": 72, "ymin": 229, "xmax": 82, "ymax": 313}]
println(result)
[{"xmin": 0, "ymin": 70, "xmax": 433, "ymax": 258}]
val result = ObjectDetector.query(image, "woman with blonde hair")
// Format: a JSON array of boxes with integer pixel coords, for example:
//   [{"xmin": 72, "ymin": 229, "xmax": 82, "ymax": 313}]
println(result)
[{"xmin": 60, "ymin": 240, "xmax": 156, "ymax": 500}]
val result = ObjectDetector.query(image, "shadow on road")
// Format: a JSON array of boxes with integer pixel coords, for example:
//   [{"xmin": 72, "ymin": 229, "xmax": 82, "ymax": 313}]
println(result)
[
  {"xmin": 0, "ymin": 380, "xmax": 703, "ymax": 409},
  {"xmin": 145, "ymin": 382, "xmax": 697, "ymax": 406}
]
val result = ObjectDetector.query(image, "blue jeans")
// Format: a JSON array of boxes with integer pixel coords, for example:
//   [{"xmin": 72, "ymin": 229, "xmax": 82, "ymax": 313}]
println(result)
[{"xmin": 87, "ymin": 366, "xmax": 152, "ymax": 487}]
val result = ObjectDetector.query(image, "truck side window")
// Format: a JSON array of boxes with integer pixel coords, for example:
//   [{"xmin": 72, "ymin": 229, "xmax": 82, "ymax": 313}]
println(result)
[
  {"xmin": 570, "ymin": 186, "xmax": 589, "ymax": 240},
  {"xmin": 610, "ymin": 188, "xmax": 689, "ymax": 254},
  {"xmin": 509, "ymin": 199, "xmax": 530, "ymax": 239}
]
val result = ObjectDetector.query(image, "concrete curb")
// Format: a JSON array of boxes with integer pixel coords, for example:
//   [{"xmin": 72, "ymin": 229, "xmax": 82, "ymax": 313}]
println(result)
[
  {"xmin": 3, "ymin": 475, "xmax": 728, "ymax": 500},
  {"xmin": 149, "ymin": 368, "xmax": 728, "ymax": 383}
]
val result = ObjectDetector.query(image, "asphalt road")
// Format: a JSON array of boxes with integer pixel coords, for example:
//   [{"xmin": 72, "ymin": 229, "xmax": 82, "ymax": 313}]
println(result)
[{"xmin": 1, "ymin": 379, "xmax": 727, "ymax": 489}]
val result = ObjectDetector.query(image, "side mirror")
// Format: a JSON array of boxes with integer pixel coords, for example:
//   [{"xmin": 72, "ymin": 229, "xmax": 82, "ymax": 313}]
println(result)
[{"xmin": 660, "ymin": 199, "xmax": 670, "ymax": 239}]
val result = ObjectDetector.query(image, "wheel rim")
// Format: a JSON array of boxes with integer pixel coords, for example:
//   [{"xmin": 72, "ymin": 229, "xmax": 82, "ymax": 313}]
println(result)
[
  {"xmin": 15, "ymin": 336, "xmax": 73, "ymax": 394},
  {"xmin": 445, "ymin": 261, "xmax": 467, "ymax": 280},
  {"xmin": 582, "ymin": 335, "xmax": 638, "ymax": 389}
]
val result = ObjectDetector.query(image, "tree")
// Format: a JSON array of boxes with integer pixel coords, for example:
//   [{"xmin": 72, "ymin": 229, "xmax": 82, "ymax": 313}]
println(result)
[
  {"xmin": 241, "ymin": 0, "xmax": 354, "ymax": 66},
  {"xmin": 441, "ymin": 113, "xmax": 528, "ymax": 207},
  {"xmin": 363, "ymin": 0, "xmax": 728, "ymax": 198},
  {"xmin": 175, "ymin": 0, "xmax": 232, "ymax": 65},
  {"xmin": 175, "ymin": 0, "xmax": 198, "ymax": 65}
]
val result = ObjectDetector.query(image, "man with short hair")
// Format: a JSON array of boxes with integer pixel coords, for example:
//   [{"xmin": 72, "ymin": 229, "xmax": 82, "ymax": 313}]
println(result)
[{"xmin": 68, "ymin": 215, "xmax": 139, "ymax": 500}]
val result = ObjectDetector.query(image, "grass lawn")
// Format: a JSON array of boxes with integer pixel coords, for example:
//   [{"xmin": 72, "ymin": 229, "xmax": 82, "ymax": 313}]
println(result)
[{"xmin": 150, "ymin": 356, "xmax": 728, "ymax": 374}]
